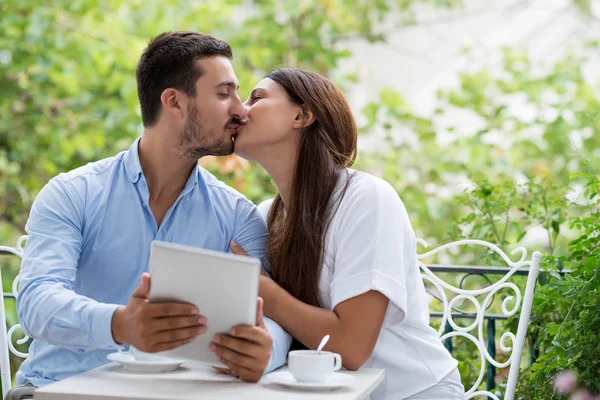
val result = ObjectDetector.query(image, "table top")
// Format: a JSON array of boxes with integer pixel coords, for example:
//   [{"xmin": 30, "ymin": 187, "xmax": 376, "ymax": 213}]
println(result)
[{"xmin": 33, "ymin": 362, "xmax": 385, "ymax": 400}]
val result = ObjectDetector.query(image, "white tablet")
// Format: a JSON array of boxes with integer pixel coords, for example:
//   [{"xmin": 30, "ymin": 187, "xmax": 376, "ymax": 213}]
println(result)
[{"xmin": 148, "ymin": 240, "xmax": 260, "ymax": 366}]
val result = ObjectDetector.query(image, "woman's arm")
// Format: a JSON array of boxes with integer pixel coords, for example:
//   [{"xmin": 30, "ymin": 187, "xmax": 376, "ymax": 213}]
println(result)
[
  {"xmin": 260, "ymin": 276, "xmax": 389, "ymax": 370},
  {"xmin": 232, "ymin": 176, "xmax": 412, "ymax": 371}
]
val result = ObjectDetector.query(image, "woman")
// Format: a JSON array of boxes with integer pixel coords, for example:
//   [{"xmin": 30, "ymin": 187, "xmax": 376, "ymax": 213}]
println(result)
[{"xmin": 230, "ymin": 68, "xmax": 464, "ymax": 399}]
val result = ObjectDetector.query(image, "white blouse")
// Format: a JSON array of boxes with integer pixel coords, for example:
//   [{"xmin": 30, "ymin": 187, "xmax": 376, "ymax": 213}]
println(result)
[{"xmin": 259, "ymin": 170, "xmax": 458, "ymax": 399}]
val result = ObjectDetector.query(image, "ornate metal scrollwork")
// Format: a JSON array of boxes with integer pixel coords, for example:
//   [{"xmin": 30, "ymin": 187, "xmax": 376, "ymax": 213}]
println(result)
[
  {"xmin": 0, "ymin": 235, "xmax": 30, "ymax": 359},
  {"xmin": 417, "ymin": 239, "xmax": 539, "ymax": 399}
]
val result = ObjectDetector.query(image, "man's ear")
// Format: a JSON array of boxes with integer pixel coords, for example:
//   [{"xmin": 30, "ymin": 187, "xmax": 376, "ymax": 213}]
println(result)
[
  {"xmin": 160, "ymin": 88, "xmax": 185, "ymax": 119},
  {"xmin": 292, "ymin": 106, "xmax": 315, "ymax": 129}
]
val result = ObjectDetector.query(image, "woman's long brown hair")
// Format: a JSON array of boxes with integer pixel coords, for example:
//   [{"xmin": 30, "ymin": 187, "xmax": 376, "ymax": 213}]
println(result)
[{"xmin": 266, "ymin": 68, "xmax": 357, "ymax": 308}]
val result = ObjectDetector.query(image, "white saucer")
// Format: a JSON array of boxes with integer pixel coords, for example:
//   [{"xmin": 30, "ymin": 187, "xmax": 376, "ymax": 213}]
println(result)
[
  {"xmin": 107, "ymin": 352, "xmax": 185, "ymax": 373},
  {"xmin": 266, "ymin": 370, "xmax": 355, "ymax": 390}
]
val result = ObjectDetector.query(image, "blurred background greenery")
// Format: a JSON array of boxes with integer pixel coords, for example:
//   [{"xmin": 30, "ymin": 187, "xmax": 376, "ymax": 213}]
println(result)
[{"xmin": 1, "ymin": 0, "xmax": 599, "ymax": 398}]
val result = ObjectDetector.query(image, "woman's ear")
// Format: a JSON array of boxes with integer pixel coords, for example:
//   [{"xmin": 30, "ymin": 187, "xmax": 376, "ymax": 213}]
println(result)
[{"xmin": 292, "ymin": 106, "xmax": 316, "ymax": 129}]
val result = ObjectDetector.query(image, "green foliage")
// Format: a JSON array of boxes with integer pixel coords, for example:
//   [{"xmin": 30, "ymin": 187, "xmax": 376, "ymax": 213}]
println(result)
[
  {"xmin": 517, "ymin": 171, "xmax": 600, "ymax": 399},
  {"xmin": 0, "ymin": 0, "xmax": 457, "ymax": 238},
  {"xmin": 445, "ymin": 168, "xmax": 600, "ymax": 398}
]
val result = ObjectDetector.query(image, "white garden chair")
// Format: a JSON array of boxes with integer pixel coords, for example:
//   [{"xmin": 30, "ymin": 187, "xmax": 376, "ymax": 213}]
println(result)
[
  {"xmin": 0, "ymin": 235, "xmax": 29, "ymax": 399},
  {"xmin": 417, "ymin": 239, "xmax": 542, "ymax": 400}
]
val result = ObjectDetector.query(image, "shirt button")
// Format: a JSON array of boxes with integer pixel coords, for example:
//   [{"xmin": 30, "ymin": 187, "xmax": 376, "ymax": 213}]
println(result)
[
  {"xmin": 77, "ymin": 348, "xmax": 85, "ymax": 353},
  {"xmin": 140, "ymin": 181, "xmax": 146, "ymax": 187}
]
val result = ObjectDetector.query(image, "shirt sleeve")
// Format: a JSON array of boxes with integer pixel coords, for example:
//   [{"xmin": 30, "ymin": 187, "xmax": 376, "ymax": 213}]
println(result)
[
  {"xmin": 263, "ymin": 316, "xmax": 292, "ymax": 373},
  {"xmin": 329, "ymin": 175, "xmax": 415, "ymax": 323},
  {"xmin": 230, "ymin": 199, "xmax": 268, "ymax": 260},
  {"xmin": 16, "ymin": 177, "xmax": 121, "ymax": 351},
  {"xmin": 255, "ymin": 198, "xmax": 275, "ymax": 277}
]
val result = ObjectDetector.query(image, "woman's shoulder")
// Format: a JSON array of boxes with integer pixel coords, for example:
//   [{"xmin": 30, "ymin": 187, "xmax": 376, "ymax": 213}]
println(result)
[
  {"xmin": 255, "ymin": 170, "xmax": 403, "ymax": 222},
  {"xmin": 257, "ymin": 198, "xmax": 274, "ymax": 221},
  {"xmin": 340, "ymin": 169, "xmax": 402, "ymax": 205},
  {"xmin": 334, "ymin": 169, "xmax": 412, "ymax": 225}
]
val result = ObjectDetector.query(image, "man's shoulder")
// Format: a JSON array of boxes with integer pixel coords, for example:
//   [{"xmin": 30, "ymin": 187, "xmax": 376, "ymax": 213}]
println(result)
[
  {"xmin": 198, "ymin": 167, "xmax": 255, "ymax": 208},
  {"xmin": 56, "ymin": 152, "xmax": 125, "ymax": 185}
]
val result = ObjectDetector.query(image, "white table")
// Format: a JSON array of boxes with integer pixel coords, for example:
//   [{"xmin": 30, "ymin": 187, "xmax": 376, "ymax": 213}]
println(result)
[{"xmin": 33, "ymin": 362, "xmax": 385, "ymax": 400}]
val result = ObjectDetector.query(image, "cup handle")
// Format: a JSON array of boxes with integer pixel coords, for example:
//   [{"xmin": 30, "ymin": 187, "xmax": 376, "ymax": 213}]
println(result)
[
  {"xmin": 118, "ymin": 345, "xmax": 132, "ymax": 358},
  {"xmin": 333, "ymin": 353, "xmax": 342, "ymax": 371}
]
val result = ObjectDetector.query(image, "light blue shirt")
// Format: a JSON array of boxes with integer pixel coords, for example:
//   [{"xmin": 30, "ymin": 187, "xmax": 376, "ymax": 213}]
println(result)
[{"xmin": 16, "ymin": 137, "xmax": 291, "ymax": 387}]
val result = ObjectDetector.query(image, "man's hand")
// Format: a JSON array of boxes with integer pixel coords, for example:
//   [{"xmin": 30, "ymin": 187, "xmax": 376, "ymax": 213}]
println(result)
[
  {"xmin": 111, "ymin": 273, "xmax": 207, "ymax": 353},
  {"xmin": 210, "ymin": 297, "xmax": 273, "ymax": 382}
]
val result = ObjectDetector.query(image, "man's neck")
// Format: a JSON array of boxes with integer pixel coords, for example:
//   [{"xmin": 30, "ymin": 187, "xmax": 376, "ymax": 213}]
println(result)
[{"xmin": 138, "ymin": 128, "xmax": 196, "ymax": 204}]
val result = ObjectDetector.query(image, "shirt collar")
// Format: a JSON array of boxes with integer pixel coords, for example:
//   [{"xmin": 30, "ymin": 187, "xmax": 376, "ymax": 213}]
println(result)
[
  {"xmin": 123, "ymin": 137, "xmax": 143, "ymax": 183},
  {"xmin": 123, "ymin": 136, "xmax": 200, "ymax": 192}
]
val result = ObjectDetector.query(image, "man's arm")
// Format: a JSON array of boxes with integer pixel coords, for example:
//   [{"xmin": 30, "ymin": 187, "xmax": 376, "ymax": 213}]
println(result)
[
  {"xmin": 17, "ymin": 178, "xmax": 121, "ymax": 351},
  {"xmin": 229, "ymin": 199, "xmax": 269, "ymax": 259},
  {"xmin": 263, "ymin": 316, "xmax": 292, "ymax": 372},
  {"xmin": 17, "ymin": 178, "xmax": 206, "ymax": 353}
]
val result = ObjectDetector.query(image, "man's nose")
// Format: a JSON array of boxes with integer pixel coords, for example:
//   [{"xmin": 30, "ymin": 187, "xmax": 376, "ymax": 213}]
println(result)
[
  {"xmin": 233, "ymin": 108, "xmax": 248, "ymax": 124},
  {"xmin": 238, "ymin": 103, "xmax": 251, "ymax": 124},
  {"xmin": 232, "ymin": 97, "xmax": 248, "ymax": 122}
]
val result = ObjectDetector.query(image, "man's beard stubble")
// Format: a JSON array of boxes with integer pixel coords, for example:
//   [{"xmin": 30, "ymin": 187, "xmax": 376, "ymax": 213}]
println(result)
[{"xmin": 177, "ymin": 103, "xmax": 235, "ymax": 162}]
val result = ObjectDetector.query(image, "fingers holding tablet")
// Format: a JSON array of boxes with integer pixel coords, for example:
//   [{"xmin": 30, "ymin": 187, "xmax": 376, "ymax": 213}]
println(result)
[
  {"xmin": 209, "ymin": 297, "xmax": 273, "ymax": 382},
  {"xmin": 210, "ymin": 331, "xmax": 272, "ymax": 383},
  {"xmin": 111, "ymin": 273, "xmax": 208, "ymax": 353}
]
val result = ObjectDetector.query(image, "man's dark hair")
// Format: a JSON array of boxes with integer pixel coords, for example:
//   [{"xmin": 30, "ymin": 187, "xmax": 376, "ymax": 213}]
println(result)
[{"xmin": 136, "ymin": 31, "xmax": 233, "ymax": 127}]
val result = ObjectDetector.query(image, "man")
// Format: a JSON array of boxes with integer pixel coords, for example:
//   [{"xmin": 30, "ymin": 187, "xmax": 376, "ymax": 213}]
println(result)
[{"xmin": 8, "ymin": 31, "xmax": 291, "ymax": 400}]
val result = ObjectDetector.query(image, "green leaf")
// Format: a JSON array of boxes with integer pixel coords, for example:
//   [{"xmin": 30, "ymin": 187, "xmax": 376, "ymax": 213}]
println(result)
[
  {"xmin": 551, "ymin": 220, "xmax": 560, "ymax": 234},
  {"xmin": 379, "ymin": 87, "xmax": 407, "ymax": 110}
]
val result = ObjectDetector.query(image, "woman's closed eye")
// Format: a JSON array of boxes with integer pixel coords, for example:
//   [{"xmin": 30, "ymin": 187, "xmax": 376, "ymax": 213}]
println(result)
[{"xmin": 218, "ymin": 93, "xmax": 230, "ymax": 99}]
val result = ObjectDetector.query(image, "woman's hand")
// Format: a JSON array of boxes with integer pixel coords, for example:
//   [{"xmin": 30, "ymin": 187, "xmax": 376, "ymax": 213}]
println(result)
[
  {"xmin": 230, "ymin": 241, "xmax": 266, "ymax": 276},
  {"xmin": 229, "ymin": 240, "xmax": 248, "ymax": 256}
]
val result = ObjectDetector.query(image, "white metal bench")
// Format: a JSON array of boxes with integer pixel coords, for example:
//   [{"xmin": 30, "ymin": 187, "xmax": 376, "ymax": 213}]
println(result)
[{"xmin": 0, "ymin": 236, "xmax": 541, "ymax": 400}]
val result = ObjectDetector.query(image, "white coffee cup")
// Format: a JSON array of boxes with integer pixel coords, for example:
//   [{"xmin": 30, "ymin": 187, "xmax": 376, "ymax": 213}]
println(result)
[{"xmin": 288, "ymin": 350, "xmax": 342, "ymax": 383}]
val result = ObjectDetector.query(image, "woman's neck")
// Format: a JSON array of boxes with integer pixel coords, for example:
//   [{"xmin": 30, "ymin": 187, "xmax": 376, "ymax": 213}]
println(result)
[{"xmin": 256, "ymin": 143, "xmax": 298, "ymax": 211}]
